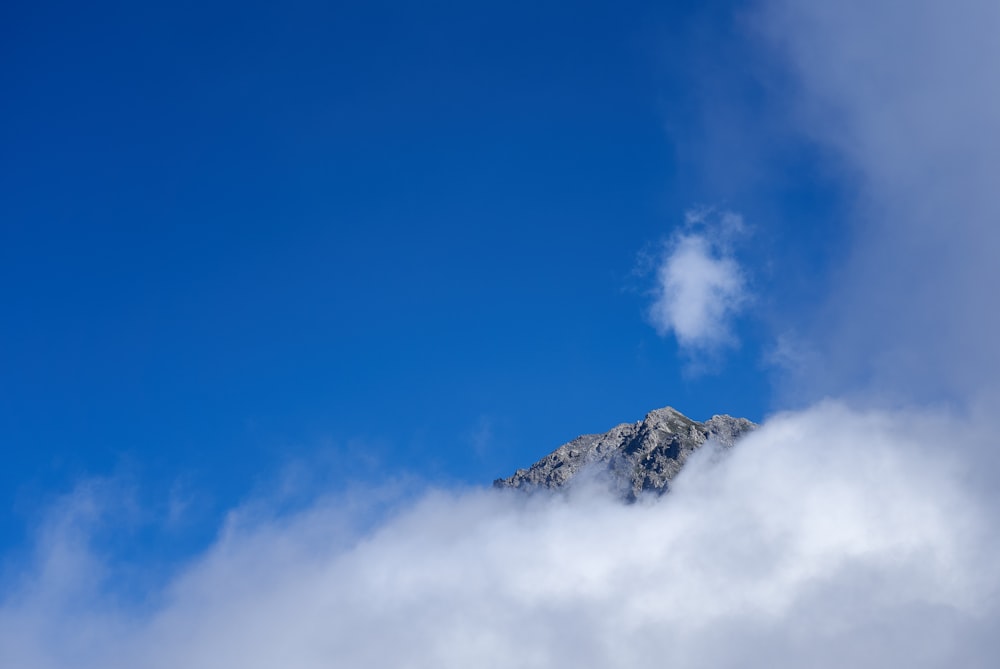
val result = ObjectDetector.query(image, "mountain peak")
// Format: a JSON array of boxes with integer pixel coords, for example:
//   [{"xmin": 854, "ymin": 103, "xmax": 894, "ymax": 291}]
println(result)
[
  {"xmin": 642, "ymin": 406, "xmax": 698, "ymax": 431},
  {"xmin": 494, "ymin": 406, "xmax": 756, "ymax": 500}
]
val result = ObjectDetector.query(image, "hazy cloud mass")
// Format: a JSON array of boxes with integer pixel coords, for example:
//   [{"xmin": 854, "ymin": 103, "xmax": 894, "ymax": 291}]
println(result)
[{"xmin": 4, "ymin": 404, "xmax": 1000, "ymax": 668}]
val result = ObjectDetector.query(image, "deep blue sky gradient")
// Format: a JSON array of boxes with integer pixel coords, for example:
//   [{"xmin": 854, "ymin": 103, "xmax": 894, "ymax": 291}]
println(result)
[{"xmin": 1, "ymin": 1, "xmax": 847, "ymax": 555}]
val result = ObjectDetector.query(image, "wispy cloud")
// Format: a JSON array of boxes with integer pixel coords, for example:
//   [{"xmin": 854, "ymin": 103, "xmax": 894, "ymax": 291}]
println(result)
[
  {"xmin": 757, "ymin": 0, "xmax": 1000, "ymax": 404},
  {"xmin": 648, "ymin": 209, "xmax": 748, "ymax": 355}
]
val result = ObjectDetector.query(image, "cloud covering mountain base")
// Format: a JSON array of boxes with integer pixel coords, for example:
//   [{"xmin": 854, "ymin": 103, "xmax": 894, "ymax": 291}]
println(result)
[{"xmin": 4, "ymin": 403, "xmax": 999, "ymax": 668}]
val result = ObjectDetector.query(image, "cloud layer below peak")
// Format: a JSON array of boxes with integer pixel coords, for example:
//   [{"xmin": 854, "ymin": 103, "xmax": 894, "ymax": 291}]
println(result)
[{"xmin": 3, "ymin": 403, "xmax": 999, "ymax": 668}]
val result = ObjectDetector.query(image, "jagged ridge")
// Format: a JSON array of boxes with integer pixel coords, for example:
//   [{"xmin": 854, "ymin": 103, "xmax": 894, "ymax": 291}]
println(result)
[{"xmin": 493, "ymin": 407, "xmax": 756, "ymax": 500}]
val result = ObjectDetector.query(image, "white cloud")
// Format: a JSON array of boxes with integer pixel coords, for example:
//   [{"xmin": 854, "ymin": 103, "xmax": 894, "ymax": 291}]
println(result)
[
  {"xmin": 648, "ymin": 211, "xmax": 748, "ymax": 353},
  {"xmin": 756, "ymin": 0, "xmax": 1000, "ymax": 404},
  {"xmin": 3, "ymin": 403, "xmax": 999, "ymax": 668}
]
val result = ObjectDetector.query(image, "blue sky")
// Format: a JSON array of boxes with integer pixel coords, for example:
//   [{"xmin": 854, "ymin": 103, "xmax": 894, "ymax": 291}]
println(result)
[
  {"xmin": 1, "ymin": 0, "xmax": 849, "ymax": 555},
  {"xmin": 6, "ymin": 0, "xmax": 1000, "ymax": 666}
]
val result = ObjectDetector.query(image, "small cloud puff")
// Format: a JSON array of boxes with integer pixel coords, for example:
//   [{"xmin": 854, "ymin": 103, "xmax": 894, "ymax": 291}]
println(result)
[{"xmin": 648, "ymin": 209, "xmax": 749, "ymax": 353}]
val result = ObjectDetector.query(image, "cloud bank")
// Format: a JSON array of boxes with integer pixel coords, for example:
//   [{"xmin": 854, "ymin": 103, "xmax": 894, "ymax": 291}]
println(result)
[
  {"xmin": 3, "ymin": 403, "xmax": 999, "ymax": 668},
  {"xmin": 648, "ymin": 210, "xmax": 748, "ymax": 354}
]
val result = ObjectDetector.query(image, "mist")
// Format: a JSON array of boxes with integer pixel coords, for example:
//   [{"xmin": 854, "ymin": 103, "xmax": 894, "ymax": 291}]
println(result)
[{"xmin": 758, "ymin": 0, "xmax": 1000, "ymax": 405}]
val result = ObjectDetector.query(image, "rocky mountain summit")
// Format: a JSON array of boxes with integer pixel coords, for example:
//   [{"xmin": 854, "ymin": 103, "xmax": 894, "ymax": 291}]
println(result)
[{"xmin": 494, "ymin": 407, "xmax": 756, "ymax": 500}]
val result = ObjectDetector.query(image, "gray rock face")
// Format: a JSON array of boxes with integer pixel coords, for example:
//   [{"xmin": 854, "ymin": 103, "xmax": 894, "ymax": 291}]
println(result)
[{"xmin": 493, "ymin": 407, "xmax": 756, "ymax": 500}]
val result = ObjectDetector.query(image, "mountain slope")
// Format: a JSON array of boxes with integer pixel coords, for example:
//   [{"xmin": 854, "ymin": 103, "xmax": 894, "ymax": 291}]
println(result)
[{"xmin": 494, "ymin": 407, "xmax": 756, "ymax": 500}]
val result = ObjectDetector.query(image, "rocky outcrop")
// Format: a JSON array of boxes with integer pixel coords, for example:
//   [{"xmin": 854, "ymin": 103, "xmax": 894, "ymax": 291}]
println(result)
[{"xmin": 493, "ymin": 407, "xmax": 756, "ymax": 500}]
